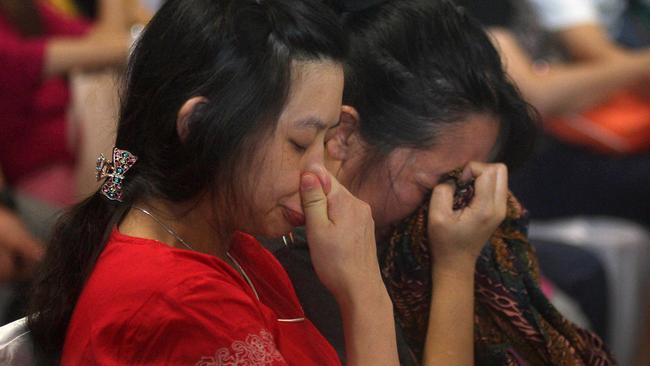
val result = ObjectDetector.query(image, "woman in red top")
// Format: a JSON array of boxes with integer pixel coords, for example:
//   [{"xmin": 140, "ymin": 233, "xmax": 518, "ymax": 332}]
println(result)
[{"xmin": 27, "ymin": 0, "xmax": 399, "ymax": 365}]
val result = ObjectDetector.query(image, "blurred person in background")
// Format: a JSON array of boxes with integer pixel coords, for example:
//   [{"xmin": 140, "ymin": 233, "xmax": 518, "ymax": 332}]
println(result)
[
  {"xmin": 0, "ymin": 0, "xmax": 134, "ymax": 325},
  {"xmin": 0, "ymin": 0, "xmax": 132, "ymax": 205},
  {"xmin": 456, "ymin": 0, "xmax": 650, "ymax": 226}
]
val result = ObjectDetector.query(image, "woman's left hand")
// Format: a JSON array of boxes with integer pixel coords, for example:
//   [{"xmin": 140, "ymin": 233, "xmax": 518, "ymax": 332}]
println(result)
[{"xmin": 427, "ymin": 162, "xmax": 508, "ymax": 271}]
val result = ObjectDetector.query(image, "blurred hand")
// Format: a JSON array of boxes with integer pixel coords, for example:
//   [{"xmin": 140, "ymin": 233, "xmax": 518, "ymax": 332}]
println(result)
[
  {"xmin": 427, "ymin": 162, "xmax": 508, "ymax": 271},
  {"xmin": 87, "ymin": 26, "xmax": 131, "ymax": 47},
  {"xmin": 300, "ymin": 165, "xmax": 384, "ymax": 302},
  {"xmin": 0, "ymin": 207, "xmax": 44, "ymax": 283}
]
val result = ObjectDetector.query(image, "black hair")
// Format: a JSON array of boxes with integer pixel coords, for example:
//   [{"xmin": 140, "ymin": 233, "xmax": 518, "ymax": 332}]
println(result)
[
  {"xmin": 27, "ymin": 0, "xmax": 345, "ymax": 363},
  {"xmin": 336, "ymin": 0, "xmax": 537, "ymax": 175}
]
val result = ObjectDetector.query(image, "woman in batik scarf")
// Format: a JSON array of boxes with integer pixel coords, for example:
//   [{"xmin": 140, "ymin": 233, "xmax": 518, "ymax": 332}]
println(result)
[{"xmin": 267, "ymin": 0, "xmax": 616, "ymax": 364}]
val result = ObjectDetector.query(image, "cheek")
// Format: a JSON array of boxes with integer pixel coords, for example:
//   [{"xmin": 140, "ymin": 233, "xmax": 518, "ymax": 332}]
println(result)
[
  {"xmin": 375, "ymin": 184, "xmax": 426, "ymax": 226},
  {"xmin": 393, "ymin": 186, "xmax": 425, "ymax": 215}
]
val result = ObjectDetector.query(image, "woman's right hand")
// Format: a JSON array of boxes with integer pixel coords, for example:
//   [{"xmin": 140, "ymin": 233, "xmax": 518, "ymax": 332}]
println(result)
[
  {"xmin": 427, "ymin": 162, "xmax": 508, "ymax": 272},
  {"xmin": 299, "ymin": 166, "xmax": 384, "ymax": 302},
  {"xmin": 300, "ymin": 166, "xmax": 399, "ymax": 366}
]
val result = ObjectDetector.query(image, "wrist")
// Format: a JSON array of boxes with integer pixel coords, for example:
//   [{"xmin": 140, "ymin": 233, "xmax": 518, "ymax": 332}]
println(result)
[
  {"xmin": 432, "ymin": 257, "xmax": 477, "ymax": 282},
  {"xmin": 335, "ymin": 277, "xmax": 392, "ymax": 311}
]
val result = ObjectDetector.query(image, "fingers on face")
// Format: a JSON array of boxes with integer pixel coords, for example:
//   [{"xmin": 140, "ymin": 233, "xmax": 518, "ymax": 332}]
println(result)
[
  {"xmin": 300, "ymin": 172, "xmax": 329, "ymax": 229},
  {"xmin": 467, "ymin": 162, "xmax": 508, "ymax": 222},
  {"xmin": 428, "ymin": 182, "xmax": 455, "ymax": 224}
]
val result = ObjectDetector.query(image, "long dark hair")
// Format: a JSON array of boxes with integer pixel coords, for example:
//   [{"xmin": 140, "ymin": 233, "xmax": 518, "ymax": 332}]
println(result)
[
  {"xmin": 335, "ymin": 0, "xmax": 537, "ymax": 175},
  {"xmin": 27, "ymin": 0, "xmax": 345, "ymax": 362}
]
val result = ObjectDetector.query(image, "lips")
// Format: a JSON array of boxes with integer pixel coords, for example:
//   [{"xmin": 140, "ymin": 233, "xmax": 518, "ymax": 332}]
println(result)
[{"xmin": 282, "ymin": 207, "xmax": 306, "ymax": 227}]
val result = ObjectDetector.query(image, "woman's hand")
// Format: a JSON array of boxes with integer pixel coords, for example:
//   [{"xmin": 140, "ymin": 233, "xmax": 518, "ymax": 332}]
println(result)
[
  {"xmin": 427, "ymin": 162, "xmax": 508, "ymax": 271},
  {"xmin": 422, "ymin": 162, "xmax": 507, "ymax": 366},
  {"xmin": 300, "ymin": 165, "xmax": 398, "ymax": 366},
  {"xmin": 299, "ymin": 165, "xmax": 383, "ymax": 300}
]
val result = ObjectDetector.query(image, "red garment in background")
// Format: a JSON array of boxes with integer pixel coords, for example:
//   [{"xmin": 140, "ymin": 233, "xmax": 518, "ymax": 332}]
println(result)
[
  {"xmin": 0, "ymin": 4, "xmax": 89, "ymax": 184},
  {"xmin": 62, "ymin": 230, "xmax": 341, "ymax": 365}
]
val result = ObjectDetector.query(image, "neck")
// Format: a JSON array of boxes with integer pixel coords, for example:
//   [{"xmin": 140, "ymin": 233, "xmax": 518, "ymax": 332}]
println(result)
[{"xmin": 119, "ymin": 197, "xmax": 229, "ymax": 258}]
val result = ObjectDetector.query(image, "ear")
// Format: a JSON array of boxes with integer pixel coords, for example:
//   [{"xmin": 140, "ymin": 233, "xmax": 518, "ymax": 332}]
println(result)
[
  {"xmin": 177, "ymin": 97, "xmax": 207, "ymax": 142},
  {"xmin": 327, "ymin": 105, "xmax": 360, "ymax": 162}
]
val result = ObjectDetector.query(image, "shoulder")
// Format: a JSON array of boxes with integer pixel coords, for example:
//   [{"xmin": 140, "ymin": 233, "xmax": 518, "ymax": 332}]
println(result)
[
  {"xmin": 67, "ymin": 267, "xmax": 284, "ymax": 365},
  {"xmin": 73, "ymin": 230, "xmax": 267, "ymax": 331}
]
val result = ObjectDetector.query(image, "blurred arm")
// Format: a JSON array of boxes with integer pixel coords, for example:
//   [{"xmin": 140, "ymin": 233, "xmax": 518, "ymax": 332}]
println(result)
[
  {"xmin": 555, "ymin": 23, "xmax": 629, "ymax": 61},
  {"xmin": 44, "ymin": 32, "xmax": 129, "ymax": 78},
  {"xmin": 488, "ymin": 27, "xmax": 650, "ymax": 117}
]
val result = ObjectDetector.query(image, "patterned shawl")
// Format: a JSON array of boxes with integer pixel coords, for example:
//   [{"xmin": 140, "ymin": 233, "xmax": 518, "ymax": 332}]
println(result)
[{"xmin": 379, "ymin": 192, "xmax": 616, "ymax": 365}]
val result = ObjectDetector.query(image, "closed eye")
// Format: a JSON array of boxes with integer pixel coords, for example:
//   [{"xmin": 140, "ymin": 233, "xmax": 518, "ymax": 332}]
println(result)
[{"xmin": 290, "ymin": 140, "xmax": 307, "ymax": 153}]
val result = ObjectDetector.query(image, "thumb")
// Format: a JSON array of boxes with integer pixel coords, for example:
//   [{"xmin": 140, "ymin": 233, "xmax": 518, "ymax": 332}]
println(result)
[
  {"xmin": 300, "ymin": 173, "xmax": 330, "ymax": 229},
  {"xmin": 429, "ymin": 182, "xmax": 455, "ymax": 218}
]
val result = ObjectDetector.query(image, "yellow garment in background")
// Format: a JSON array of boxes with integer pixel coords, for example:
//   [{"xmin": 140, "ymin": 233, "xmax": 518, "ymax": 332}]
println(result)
[{"xmin": 45, "ymin": 0, "xmax": 79, "ymax": 16}]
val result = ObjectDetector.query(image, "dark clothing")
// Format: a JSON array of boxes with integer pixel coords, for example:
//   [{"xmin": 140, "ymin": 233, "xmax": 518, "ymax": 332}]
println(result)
[
  {"xmin": 533, "ymin": 240, "xmax": 609, "ymax": 340},
  {"xmin": 263, "ymin": 234, "xmax": 418, "ymax": 365},
  {"xmin": 511, "ymin": 137, "xmax": 650, "ymax": 226}
]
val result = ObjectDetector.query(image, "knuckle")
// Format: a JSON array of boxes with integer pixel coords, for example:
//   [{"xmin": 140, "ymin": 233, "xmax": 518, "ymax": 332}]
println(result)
[
  {"xmin": 428, "ymin": 211, "xmax": 447, "ymax": 225},
  {"xmin": 475, "ymin": 207, "xmax": 494, "ymax": 223},
  {"xmin": 302, "ymin": 196, "xmax": 326, "ymax": 208},
  {"xmin": 358, "ymin": 201, "xmax": 373, "ymax": 217}
]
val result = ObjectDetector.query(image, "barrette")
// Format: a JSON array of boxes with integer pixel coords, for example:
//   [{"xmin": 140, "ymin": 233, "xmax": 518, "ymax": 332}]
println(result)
[{"xmin": 96, "ymin": 147, "xmax": 138, "ymax": 202}]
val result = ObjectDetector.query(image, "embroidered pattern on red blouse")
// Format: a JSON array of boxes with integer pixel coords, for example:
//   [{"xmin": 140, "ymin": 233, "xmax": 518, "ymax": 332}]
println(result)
[{"xmin": 195, "ymin": 329, "xmax": 285, "ymax": 366}]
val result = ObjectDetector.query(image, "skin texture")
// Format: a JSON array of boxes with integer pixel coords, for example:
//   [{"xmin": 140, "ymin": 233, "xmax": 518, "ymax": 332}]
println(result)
[
  {"xmin": 327, "ymin": 106, "xmax": 508, "ymax": 365},
  {"xmin": 118, "ymin": 62, "xmax": 399, "ymax": 366}
]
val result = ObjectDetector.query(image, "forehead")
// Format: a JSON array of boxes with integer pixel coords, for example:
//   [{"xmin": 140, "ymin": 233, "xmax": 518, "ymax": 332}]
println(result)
[
  {"xmin": 394, "ymin": 114, "xmax": 501, "ymax": 181},
  {"xmin": 276, "ymin": 61, "xmax": 344, "ymax": 131}
]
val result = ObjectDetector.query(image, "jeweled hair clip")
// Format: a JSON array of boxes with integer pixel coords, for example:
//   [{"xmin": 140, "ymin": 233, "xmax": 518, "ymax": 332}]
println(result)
[{"xmin": 96, "ymin": 148, "xmax": 138, "ymax": 202}]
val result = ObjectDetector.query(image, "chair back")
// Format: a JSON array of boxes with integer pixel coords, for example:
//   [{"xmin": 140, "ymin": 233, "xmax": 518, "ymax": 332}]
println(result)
[{"xmin": 0, "ymin": 317, "xmax": 35, "ymax": 365}]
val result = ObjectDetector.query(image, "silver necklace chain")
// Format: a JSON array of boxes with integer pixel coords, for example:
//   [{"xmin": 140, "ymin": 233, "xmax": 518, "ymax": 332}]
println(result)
[
  {"xmin": 132, "ymin": 206, "xmax": 194, "ymax": 251},
  {"xmin": 131, "ymin": 205, "xmax": 260, "ymax": 300}
]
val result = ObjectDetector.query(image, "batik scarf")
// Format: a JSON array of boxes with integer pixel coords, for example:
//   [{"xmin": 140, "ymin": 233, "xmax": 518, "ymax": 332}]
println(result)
[{"xmin": 379, "ymin": 189, "xmax": 615, "ymax": 365}]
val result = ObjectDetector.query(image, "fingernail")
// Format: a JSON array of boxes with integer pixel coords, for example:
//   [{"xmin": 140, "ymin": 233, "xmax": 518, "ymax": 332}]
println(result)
[{"xmin": 301, "ymin": 173, "xmax": 319, "ymax": 191}]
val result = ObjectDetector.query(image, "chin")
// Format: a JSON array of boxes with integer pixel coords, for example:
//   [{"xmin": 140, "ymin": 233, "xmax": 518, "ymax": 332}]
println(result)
[{"xmin": 258, "ymin": 220, "xmax": 294, "ymax": 239}]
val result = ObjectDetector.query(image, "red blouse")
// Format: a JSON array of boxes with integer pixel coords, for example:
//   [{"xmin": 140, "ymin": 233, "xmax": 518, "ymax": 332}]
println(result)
[
  {"xmin": 0, "ymin": 4, "xmax": 89, "ymax": 183},
  {"xmin": 61, "ymin": 229, "xmax": 341, "ymax": 365}
]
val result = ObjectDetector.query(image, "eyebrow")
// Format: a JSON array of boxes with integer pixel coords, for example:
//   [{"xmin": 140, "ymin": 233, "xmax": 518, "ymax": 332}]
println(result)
[{"xmin": 294, "ymin": 116, "xmax": 330, "ymax": 131}]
